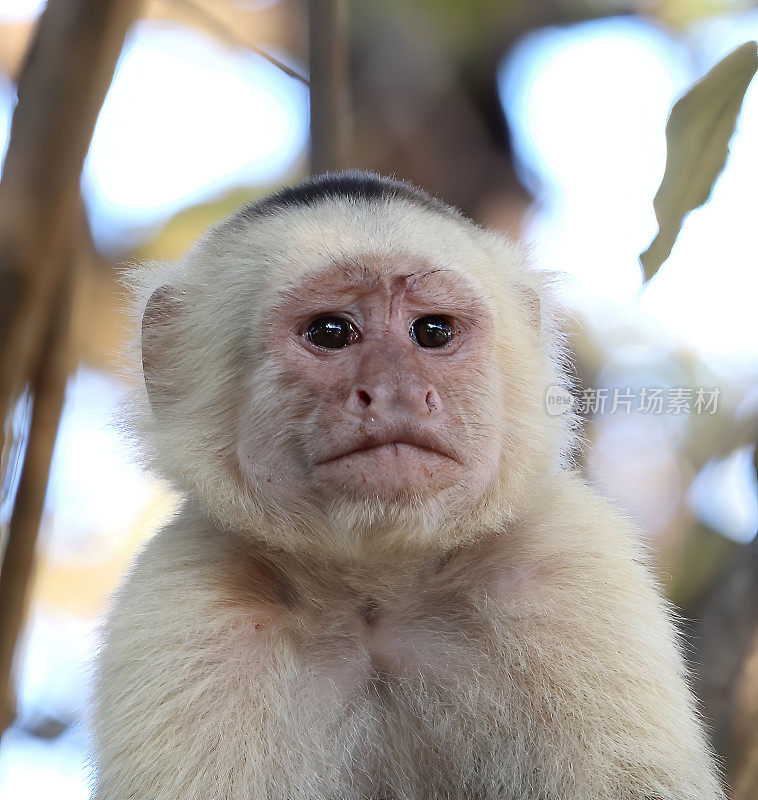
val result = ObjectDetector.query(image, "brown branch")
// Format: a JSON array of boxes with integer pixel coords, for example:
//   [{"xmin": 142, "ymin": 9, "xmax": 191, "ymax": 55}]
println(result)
[
  {"xmin": 0, "ymin": 0, "xmax": 140, "ymax": 452},
  {"xmin": 0, "ymin": 0, "xmax": 140, "ymax": 735},
  {"xmin": 308, "ymin": 0, "xmax": 351, "ymax": 174},
  {"xmin": 0, "ymin": 262, "xmax": 76, "ymax": 734},
  {"xmin": 689, "ymin": 536, "xmax": 758, "ymax": 793},
  {"xmin": 731, "ymin": 630, "xmax": 758, "ymax": 800}
]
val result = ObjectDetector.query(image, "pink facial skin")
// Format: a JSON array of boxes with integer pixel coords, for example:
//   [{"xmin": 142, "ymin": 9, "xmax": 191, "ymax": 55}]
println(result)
[{"xmin": 261, "ymin": 259, "xmax": 504, "ymax": 505}]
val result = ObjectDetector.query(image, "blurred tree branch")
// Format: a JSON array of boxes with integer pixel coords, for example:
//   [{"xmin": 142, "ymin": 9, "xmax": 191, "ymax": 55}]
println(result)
[
  {"xmin": 348, "ymin": 4, "xmax": 526, "ymax": 220},
  {"xmin": 0, "ymin": 0, "xmax": 139, "ymax": 735},
  {"xmin": 690, "ymin": 530, "xmax": 758, "ymax": 798},
  {"xmin": 309, "ymin": 0, "xmax": 351, "ymax": 173},
  {"xmin": 0, "ymin": 254, "xmax": 77, "ymax": 734},
  {"xmin": 0, "ymin": 0, "xmax": 138, "ymax": 444}
]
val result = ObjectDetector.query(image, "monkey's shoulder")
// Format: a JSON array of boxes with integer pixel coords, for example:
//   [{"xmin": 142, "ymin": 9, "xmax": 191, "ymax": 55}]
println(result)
[{"xmin": 103, "ymin": 512, "xmax": 293, "ymax": 649}]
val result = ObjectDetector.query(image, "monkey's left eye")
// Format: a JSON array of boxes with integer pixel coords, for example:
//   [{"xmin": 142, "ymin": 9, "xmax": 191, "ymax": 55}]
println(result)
[
  {"xmin": 410, "ymin": 316, "xmax": 454, "ymax": 348},
  {"xmin": 305, "ymin": 316, "xmax": 359, "ymax": 349}
]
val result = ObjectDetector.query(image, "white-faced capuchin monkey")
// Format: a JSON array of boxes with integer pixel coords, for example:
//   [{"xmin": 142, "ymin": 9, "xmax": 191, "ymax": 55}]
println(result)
[{"xmin": 92, "ymin": 172, "xmax": 724, "ymax": 800}]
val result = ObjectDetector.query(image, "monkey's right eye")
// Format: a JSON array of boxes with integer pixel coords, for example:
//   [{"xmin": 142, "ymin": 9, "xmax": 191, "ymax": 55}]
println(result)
[{"xmin": 305, "ymin": 316, "xmax": 359, "ymax": 349}]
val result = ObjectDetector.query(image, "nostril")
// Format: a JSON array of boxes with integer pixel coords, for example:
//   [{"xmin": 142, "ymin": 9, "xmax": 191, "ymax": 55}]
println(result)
[
  {"xmin": 425, "ymin": 390, "xmax": 437, "ymax": 411},
  {"xmin": 357, "ymin": 389, "xmax": 372, "ymax": 408}
]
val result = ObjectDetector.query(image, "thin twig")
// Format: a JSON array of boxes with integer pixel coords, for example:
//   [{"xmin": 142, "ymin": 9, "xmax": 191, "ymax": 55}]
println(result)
[{"xmin": 170, "ymin": 0, "xmax": 309, "ymax": 85}]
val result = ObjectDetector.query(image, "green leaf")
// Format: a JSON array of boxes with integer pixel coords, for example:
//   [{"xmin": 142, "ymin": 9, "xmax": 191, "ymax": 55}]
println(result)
[{"xmin": 640, "ymin": 41, "xmax": 758, "ymax": 283}]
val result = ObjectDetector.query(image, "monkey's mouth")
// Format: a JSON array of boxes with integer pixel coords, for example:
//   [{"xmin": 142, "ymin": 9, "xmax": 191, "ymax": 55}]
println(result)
[{"xmin": 316, "ymin": 438, "xmax": 461, "ymax": 466}]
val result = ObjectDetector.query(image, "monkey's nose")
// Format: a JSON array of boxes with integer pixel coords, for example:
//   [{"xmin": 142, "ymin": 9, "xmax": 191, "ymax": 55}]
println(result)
[
  {"xmin": 355, "ymin": 389, "xmax": 372, "ymax": 409},
  {"xmin": 345, "ymin": 385, "xmax": 384, "ymax": 417},
  {"xmin": 424, "ymin": 388, "xmax": 441, "ymax": 413},
  {"xmin": 346, "ymin": 382, "xmax": 443, "ymax": 419}
]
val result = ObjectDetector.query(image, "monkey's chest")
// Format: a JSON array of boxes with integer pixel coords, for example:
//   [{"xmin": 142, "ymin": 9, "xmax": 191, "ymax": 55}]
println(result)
[
  {"xmin": 282, "ymin": 601, "xmax": 502, "ymax": 795},
  {"xmin": 301, "ymin": 597, "xmax": 478, "ymax": 687}
]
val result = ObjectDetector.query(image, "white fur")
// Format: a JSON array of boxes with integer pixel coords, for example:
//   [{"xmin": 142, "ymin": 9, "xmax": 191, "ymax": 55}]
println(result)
[{"xmin": 93, "ymin": 177, "xmax": 724, "ymax": 799}]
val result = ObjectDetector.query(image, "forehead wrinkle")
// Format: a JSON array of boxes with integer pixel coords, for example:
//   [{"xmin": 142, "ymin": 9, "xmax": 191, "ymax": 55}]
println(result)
[
  {"xmin": 272, "ymin": 261, "xmax": 379, "ymax": 312},
  {"xmin": 404, "ymin": 267, "xmax": 488, "ymax": 307},
  {"xmin": 277, "ymin": 254, "xmax": 399, "ymax": 301},
  {"xmin": 405, "ymin": 268, "xmax": 465, "ymax": 292},
  {"xmin": 330, "ymin": 254, "xmax": 378, "ymax": 288},
  {"xmin": 273, "ymin": 253, "xmax": 488, "ymax": 313}
]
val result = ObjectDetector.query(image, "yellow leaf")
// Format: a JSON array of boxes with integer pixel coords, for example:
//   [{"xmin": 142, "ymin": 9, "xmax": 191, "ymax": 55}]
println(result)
[{"xmin": 640, "ymin": 41, "xmax": 758, "ymax": 282}]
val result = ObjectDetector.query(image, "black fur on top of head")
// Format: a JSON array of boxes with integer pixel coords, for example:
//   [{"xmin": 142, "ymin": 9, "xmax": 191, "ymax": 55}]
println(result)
[{"xmin": 236, "ymin": 170, "xmax": 460, "ymax": 221}]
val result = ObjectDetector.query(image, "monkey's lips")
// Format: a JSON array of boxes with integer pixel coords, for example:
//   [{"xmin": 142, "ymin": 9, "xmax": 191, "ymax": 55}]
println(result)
[
  {"xmin": 313, "ymin": 440, "xmax": 462, "ymax": 495},
  {"xmin": 317, "ymin": 440, "xmax": 459, "ymax": 466},
  {"xmin": 311, "ymin": 429, "xmax": 464, "ymax": 497},
  {"xmin": 313, "ymin": 434, "xmax": 463, "ymax": 495}
]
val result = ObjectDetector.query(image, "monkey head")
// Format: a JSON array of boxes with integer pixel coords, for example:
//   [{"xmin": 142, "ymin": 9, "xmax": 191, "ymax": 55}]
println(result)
[{"xmin": 134, "ymin": 172, "xmax": 572, "ymax": 557}]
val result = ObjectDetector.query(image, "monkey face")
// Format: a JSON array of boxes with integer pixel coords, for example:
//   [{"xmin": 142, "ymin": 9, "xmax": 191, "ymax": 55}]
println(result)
[
  {"xmin": 137, "ymin": 173, "xmax": 569, "ymax": 552},
  {"xmin": 250, "ymin": 260, "xmax": 505, "ymax": 509}
]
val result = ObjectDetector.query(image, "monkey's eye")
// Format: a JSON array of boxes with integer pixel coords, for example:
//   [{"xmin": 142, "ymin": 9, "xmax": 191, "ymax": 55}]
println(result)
[
  {"xmin": 410, "ymin": 316, "xmax": 454, "ymax": 348},
  {"xmin": 305, "ymin": 316, "xmax": 359, "ymax": 349}
]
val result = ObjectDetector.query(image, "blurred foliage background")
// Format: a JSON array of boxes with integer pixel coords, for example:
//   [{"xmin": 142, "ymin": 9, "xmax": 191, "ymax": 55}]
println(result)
[{"xmin": 0, "ymin": 0, "xmax": 757, "ymax": 797}]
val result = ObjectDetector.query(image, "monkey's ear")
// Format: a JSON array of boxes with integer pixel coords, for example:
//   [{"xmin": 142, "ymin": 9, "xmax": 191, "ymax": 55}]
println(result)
[{"xmin": 141, "ymin": 285, "xmax": 185, "ymax": 409}]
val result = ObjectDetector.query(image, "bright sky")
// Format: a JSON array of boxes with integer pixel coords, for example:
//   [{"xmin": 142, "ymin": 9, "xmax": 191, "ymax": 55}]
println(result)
[
  {"xmin": 83, "ymin": 21, "xmax": 309, "ymax": 250},
  {"xmin": 0, "ymin": 0, "xmax": 45, "ymax": 23},
  {"xmin": 499, "ymin": 12, "xmax": 758, "ymax": 371}
]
